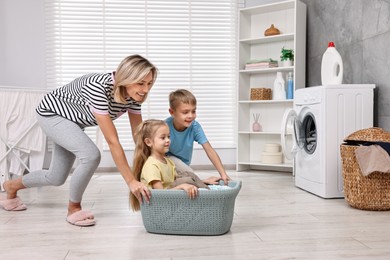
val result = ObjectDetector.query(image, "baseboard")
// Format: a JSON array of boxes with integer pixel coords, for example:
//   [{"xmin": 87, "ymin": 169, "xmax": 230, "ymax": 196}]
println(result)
[{"xmin": 96, "ymin": 164, "xmax": 236, "ymax": 173}]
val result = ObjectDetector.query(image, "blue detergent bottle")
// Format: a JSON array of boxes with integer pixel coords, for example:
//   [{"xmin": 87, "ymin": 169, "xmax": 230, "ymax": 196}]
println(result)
[{"xmin": 286, "ymin": 72, "xmax": 294, "ymax": 99}]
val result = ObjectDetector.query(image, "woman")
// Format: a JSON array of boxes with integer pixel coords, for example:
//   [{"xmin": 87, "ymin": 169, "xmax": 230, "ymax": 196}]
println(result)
[{"xmin": 0, "ymin": 54, "xmax": 156, "ymax": 226}]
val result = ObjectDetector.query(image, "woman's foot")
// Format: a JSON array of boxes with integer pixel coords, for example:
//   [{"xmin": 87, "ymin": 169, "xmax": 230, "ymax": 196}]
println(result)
[
  {"xmin": 67, "ymin": 201, "xmax": 95, "ymax": 227},
  {"xmin": 3, "ymin": 178, "xmax": 25, "ymax": 199},
  {"xmin": 66, "ymin": 210, "xmax": 95, "ymax": 226},
  {"xmin": 0, "ymin": 195, "xmax": 27, "ymax": 211}
]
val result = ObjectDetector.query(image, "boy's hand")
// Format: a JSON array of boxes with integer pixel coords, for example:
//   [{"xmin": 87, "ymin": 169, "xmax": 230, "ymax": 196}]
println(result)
[
  {"xmin": 221, "ymin": 174, "xmax": 231, "ymax": 185},
  {"xmin": 202, "ymin": 176, "xmax": 221, "ymax": 185}
]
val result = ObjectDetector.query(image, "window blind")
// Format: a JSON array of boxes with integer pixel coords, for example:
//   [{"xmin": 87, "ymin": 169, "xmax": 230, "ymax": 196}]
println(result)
[{"xmin": 45, "ymin": 0, "xmax": 237, "ymax": 150}]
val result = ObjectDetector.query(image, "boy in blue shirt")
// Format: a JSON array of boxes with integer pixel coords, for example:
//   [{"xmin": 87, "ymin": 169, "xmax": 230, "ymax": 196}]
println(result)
[{"xmin": 165, "ymin": 89, "xmax": 231, "ymax": 184}]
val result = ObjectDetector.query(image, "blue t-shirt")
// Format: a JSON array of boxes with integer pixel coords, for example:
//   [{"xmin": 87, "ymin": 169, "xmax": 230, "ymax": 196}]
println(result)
[{"xmin": 165, "ymin": 117, "xmax": 208, "ymax": 165}]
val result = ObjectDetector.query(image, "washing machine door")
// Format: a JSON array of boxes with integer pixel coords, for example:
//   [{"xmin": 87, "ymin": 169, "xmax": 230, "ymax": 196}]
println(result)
[
  {"xmin": 281, "ymin": 108, "xmax": 313, "ymax": 160},
  {"xmin": 281, "ymin": 108, "xmax": 301, "ymax": 160},
  {"xmin": 299, "ymin": 109, "xmax": 317, "ymax": 155}
]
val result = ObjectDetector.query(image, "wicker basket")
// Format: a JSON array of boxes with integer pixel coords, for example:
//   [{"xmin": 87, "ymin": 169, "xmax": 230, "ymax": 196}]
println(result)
[
  {"xmin": 250, "ymin": 88, "xmax": 272, "ymax": 100},
  {"xmin": 140, "ymin": 180, "xmax": 241, "ymax": 235},
  {"xmin": 340, "ymin": 127, "xmax": 390, "ymax": 210}
]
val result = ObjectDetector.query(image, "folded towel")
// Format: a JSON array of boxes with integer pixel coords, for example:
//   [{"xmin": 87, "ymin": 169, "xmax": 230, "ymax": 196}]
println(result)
[{"xmin": 246, "ymin": 58, "xmax": 277, "ymax": 64}]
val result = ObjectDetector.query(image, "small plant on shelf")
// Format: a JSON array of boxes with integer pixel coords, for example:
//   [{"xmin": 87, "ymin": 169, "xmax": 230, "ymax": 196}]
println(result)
[{"xmin": 280, "ymin": 47, "xmax": 294, "ymax": 66}]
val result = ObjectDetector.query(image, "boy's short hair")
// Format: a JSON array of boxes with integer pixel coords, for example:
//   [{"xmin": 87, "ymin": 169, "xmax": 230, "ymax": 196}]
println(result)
[{"xmin": 169, "ymin": 89, "xmax": 197, "ymax": 110}]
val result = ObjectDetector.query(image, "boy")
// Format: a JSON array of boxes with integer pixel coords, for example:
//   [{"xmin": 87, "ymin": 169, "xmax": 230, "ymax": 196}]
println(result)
[{"xmin": 165, "ymin": 89, "xmax": 231, "ymax": 184}]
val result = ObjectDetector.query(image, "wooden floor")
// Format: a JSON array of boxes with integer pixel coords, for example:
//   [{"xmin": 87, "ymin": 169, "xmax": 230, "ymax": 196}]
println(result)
[{"xmin": 1, "ymin": 170, "xmax": 390, "ymax": 260}]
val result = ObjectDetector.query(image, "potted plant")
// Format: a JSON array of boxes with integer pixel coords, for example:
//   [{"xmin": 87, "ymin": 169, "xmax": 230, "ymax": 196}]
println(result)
[{"xmin": 280, "ymin": 47, "xmax": 294, "ymax": 67}]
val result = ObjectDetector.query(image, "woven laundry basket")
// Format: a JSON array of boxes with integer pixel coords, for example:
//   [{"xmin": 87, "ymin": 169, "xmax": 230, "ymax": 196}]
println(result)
[
  {"xmin": 340, "ymin": 127, "xmax": 390, "ymax": 210},
  {"xmin": 140, "ymin": 180, "xmax": 241, "ymax": 236}
]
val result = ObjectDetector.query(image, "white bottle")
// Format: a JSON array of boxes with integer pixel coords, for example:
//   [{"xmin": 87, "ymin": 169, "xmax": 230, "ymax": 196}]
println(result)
[
  {"xmin": 273, "ymin": 72, "xmax": 286, "ymax": 100},
  {"xmin": 321, "ymin": 41, "xmax": 343, "ymax": 86}
]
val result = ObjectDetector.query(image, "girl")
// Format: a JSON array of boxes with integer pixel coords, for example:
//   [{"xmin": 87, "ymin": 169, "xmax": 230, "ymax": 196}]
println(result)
[
  {"xmin": 1, "ymin": 55, "xmax": 156, "ymax": 226},
  {"xmin": 130, "ymin": 119, "xmax": 198, "ymax": 211}
]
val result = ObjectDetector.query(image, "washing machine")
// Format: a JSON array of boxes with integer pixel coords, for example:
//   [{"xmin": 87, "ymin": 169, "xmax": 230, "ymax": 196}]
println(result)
[{"xmin": 281, "ymin": 84, "xmax": 375, "ymax": 198}]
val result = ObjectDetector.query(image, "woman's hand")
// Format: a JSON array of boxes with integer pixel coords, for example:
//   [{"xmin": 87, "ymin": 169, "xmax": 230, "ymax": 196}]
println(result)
[{"xmin": 129, "ymin": 180, "xmax": 151, "ymax": 204}]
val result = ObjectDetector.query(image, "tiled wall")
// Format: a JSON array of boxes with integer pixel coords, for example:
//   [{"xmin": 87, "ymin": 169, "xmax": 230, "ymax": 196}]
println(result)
[{"xmin": 301, "ymin": 0, "xmax": 390, "ymax": 130}]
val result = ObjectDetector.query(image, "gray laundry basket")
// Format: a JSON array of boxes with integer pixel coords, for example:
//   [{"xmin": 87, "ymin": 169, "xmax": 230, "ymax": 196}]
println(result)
[{"xmin": 140, "ymin": 180, "xmax": 241, "ymax": 236}]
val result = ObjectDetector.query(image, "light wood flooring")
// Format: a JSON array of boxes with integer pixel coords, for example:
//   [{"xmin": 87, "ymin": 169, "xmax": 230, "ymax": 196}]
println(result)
[{"xmin": 1, "ymin": 170, "xmax": 390, "ymax": 260}]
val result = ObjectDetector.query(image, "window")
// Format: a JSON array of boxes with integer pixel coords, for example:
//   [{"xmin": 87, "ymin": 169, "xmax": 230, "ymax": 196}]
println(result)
[{"xmin": 45, "ymin": 0, "xmax": 237, "ymax": 150}]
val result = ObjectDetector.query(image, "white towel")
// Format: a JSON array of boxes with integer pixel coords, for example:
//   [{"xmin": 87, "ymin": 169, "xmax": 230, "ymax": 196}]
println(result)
[
  {"xmin": 355, "ymin": 145, "xmax": 390, "ymax": 176},
  {"xmin": 0, "ymin": 88, "xmax": 47, "ymax": 188}
]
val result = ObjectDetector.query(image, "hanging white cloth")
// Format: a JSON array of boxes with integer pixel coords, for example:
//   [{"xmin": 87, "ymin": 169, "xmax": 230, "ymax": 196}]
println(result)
[{"xmin": 0, "ymin": 87, "xmax": 47, "ymax": 190}]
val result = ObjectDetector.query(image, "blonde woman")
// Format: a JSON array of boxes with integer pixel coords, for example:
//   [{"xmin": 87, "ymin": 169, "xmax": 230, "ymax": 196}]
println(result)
[{"xmin": 0, "ymin": 55, "xmax": 156, "ymax": 226}]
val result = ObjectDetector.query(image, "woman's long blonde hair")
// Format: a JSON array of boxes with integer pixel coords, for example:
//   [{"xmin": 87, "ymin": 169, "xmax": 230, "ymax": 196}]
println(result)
[
  {"xmin": 130, "ymin": 119, "xmax": 168, "ymax": 211},
  {"xmin": 113, "ymin": 54, "xmax": 158, "ymax": 104}
]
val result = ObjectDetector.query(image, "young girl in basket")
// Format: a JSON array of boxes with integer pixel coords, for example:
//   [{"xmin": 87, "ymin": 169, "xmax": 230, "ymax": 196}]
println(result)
[{"xmin": 130, "ymin": 119, "xmax": 201, "ymax": 211}]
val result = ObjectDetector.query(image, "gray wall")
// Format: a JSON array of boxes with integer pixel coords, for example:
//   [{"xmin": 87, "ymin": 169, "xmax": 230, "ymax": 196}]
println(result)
[
  {"xmin": 301, "ymin": 0, "xmax": 390, "ymax": 130},
  {"xmin": 248, "ymin": 0, "xmax": 390, "ymax": 130}
]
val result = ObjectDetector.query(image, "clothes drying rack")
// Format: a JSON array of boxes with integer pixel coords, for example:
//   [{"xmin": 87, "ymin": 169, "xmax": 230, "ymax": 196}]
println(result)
[{"xmin": 0, "ymin": 86, "xmax": 48, "ymax": 191}]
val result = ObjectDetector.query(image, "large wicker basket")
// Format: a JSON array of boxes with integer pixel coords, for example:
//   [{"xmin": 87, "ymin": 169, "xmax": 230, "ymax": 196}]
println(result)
[
  {"xmin": 140, "ymin": 180, "xmax": 241, "ymax": 235},
  {"xmin": 340, "ymin": 127, "xmax": 390, "ymax": 210}
]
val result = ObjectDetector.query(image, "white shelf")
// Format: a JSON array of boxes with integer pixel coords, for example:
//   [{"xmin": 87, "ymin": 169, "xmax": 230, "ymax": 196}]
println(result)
[
  {"xmin": 238, "ymin": 161, "xmax": 293, "ymax": 168},
  {"xmin": 236, "ymin": 0, "xmax": 306, "ymax": 172},
  {"xmin": 238, "ymin": 131, "xmax": 293, "ymax": 135},
  {"xmin": 240, "ymin": 33, "xmax": 294, "ymax": 45},
  {"xmin": 240, "ymin": 0, "xmax": 295, "ymax": 15},
  {"xmin": 239, "ymin": 100, "xmax": 293, "ymax": 104},
  {"xmin": 240, "ymin": 66, "xmax": 294, "ymax": 74},
  {"xmin": 238, "ymin": 131, "xmax": 282, "ymax": 135}
]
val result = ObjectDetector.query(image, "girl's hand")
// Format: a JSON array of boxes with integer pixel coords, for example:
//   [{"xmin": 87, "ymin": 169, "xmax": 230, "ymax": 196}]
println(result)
[
  {"xmin": 179, "ymin": 184, "xmax": 198, "ymax": 199},
  {"xmin": 129, "ymin": 180, "xmax": 151, "ymax": 204}
]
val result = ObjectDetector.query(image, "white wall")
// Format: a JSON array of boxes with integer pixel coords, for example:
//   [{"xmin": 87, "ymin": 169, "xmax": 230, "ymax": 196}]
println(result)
[
  {"xmin": 0, "ymin": 0, "xmax": 236, "ymax": 170},
  {"xmin": 0, "ymin": 0, "xmax": 46, "ymax": 88}
]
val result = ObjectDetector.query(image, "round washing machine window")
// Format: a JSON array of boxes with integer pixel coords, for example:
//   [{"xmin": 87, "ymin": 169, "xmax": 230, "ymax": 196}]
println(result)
[{"xmin": 301, "ymin": 112, "xmax": 317, "ymax": 154}]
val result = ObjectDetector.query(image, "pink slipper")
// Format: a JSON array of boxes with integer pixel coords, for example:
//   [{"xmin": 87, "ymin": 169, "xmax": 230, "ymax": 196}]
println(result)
[
  {"xmin": 66, "ymin": 210, "xmax": 96, "ymax": 227},
  {"xmin": 0, "ymin": 195, "xmax": 27, "ymax": 211}
]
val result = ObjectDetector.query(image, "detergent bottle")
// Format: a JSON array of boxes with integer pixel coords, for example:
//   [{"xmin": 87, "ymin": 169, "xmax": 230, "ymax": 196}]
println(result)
[
  {"xmin": 321, "ymin": 41, "xmax": 343, "ymax": 85},
  {"xmin": 286, "ymin": 72, "xmax": 294, "ymax": 99},
  {"xmin": 272, "ymin": 72, "xmax": 286, "ymax": 100}
]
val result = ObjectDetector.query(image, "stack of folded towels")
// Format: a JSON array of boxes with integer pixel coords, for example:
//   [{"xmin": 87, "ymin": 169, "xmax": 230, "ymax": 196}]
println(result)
[{"xmin": 245, "ymin": 58, "xmax": 278, "ymax": 70}]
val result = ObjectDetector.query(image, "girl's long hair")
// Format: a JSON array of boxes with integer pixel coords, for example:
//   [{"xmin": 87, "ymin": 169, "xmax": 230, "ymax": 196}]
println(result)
[{"xmin": 130, "ymin": 119, "xmax": 167, "ymax": 211}]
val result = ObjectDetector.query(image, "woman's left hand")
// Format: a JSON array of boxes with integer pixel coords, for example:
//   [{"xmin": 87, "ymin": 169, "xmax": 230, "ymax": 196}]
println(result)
[{"xmin": 129, "ymin": 180, "xmax": 151, "ymax": 204}]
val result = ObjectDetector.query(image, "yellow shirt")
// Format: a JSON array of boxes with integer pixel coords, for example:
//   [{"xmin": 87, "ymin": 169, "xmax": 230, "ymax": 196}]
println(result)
[{"xmin": 140, "ymin": 156, "xmax": 176, "ymax": 189}]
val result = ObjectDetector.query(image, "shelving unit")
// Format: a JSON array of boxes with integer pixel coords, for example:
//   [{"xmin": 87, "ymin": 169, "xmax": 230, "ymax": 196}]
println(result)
[{"xmin": 237, "ymin": 0, "xmax": 306, "ymax": 172}]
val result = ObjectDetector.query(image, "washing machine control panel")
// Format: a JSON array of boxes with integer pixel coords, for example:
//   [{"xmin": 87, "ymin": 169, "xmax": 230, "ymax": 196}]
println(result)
[{"xmin": 295, "ymin": 87, "xmax": 322, "ymax": 105}]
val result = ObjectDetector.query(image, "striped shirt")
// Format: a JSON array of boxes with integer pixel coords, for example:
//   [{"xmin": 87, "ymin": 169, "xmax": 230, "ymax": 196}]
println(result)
[{"xmin": 36, "ymin": 72, "xmax": 141, "ymax": 127}]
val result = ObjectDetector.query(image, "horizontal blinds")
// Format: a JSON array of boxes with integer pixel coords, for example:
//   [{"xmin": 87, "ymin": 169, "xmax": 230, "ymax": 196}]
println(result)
[{"xmin": 45, "ymin": 0, "xmax": 237, "ymax": 150}]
